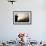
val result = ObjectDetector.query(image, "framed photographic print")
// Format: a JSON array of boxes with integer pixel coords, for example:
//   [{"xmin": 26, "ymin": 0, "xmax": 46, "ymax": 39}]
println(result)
[{"xmin": 13, "ymin": 11, "xmax": 32, "ymax": 25}]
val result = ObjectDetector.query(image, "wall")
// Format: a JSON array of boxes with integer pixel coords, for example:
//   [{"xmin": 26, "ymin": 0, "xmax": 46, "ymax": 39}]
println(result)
[{"xmin": 0, "ymin": 0, "xmax": 46, "ymax": 41}]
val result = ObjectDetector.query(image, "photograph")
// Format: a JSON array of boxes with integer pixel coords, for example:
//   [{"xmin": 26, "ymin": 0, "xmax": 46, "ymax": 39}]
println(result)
[{"xmin": 13, "ymin": 11, "xmax": 32, "ymax": 25}]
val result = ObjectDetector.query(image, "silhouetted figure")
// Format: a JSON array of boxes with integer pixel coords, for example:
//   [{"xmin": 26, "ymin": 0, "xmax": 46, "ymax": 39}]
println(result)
[{"xmin": 15, "ymin": 15, "xmax": 18, "ymax": 22}]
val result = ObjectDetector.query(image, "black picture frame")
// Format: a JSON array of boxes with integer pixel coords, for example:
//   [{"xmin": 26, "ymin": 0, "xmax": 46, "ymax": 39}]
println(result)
[{"xmin": 13, "ymin": 11, "xmax": 32, "ymax": 25}]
